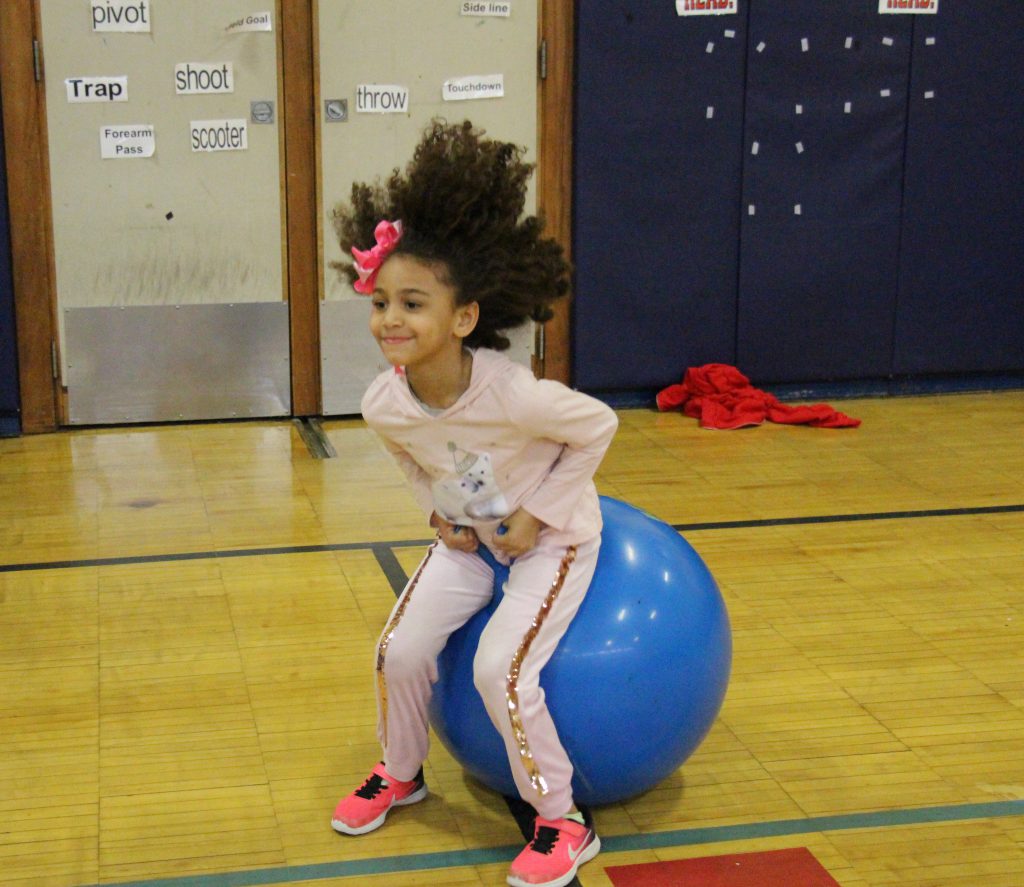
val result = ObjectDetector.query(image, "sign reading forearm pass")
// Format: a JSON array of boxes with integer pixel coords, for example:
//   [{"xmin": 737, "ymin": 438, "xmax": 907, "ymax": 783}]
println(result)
[
  {"xmin": 879, "ymin": 0, "xmax": 938, "ymax": 11},
  {"xmin": 100, "ymin": 125, "xmax": 155, "ymax": 159}
]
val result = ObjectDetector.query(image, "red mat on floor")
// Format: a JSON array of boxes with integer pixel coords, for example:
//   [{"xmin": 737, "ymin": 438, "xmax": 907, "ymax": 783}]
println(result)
[{"xmin": 605, "ymin": 847, "xmax": 841, "ymax": 887}]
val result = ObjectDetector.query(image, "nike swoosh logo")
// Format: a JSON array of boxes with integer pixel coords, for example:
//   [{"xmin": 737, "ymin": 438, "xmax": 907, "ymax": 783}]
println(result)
[{"xmin": 567, "ymin": 834, "xmax": 591, "ymax": 863}]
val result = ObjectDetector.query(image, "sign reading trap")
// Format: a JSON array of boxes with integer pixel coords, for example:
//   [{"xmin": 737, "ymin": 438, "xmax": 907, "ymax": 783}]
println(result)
[{"xmin": 66, "ymin": 76, "xmax": 128, "ymax": 103}]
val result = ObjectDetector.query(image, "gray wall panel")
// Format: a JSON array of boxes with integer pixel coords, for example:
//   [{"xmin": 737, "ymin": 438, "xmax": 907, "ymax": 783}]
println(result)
[{"xmin": 66, "ymin": 303, "xmax": 290, "ymax": 423}]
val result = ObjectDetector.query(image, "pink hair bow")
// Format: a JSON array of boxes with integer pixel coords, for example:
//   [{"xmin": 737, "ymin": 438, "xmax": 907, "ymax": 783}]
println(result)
[{"xmin": 351, "ymin": 220, "xmax": 403, "ymax": 294}]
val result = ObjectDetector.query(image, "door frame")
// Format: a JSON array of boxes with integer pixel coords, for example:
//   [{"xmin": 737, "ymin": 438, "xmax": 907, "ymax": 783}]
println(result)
[
  {"xmin": 0, "ymin": 0, "xmax": 59, "ymax": 433},
  {"xmin": 0, "ymin": 0, "xmax": 574, "ymax": 432},
  {"xmin": 537, "ymin": 0, "xmax": 573, "ymax": 385}
]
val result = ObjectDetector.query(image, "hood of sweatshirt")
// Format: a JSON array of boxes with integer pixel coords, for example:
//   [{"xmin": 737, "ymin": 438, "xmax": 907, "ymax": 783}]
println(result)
[{"xmin": 368, "ymin": 348, "xmax": 523, "ymax": 422}]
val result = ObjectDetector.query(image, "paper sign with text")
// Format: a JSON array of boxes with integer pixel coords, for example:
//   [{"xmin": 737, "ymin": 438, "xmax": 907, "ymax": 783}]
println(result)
[
  {"xmin": 460, "ymin": 1, "xmax": 512, "ymax": 17},
  {"xmin": 91, "ymin": 0, "xmax": 150, "ymax": 32},
  {"xmin": 676, "ymin": 0, "xmax": 737, "ymax": 15},
  {"xmin": 100, "ymin": 124, "xmax": 154, "ymax": 158},
  {"xmin": 355, "ymin": 85, "xmax": 410, "ymax": 113},
  {"xmin": 190, "ymin": 119, "xmax": 248, "ymax": 152},
  {"xmin": 67, "ymin": 76, "xmax": 127, "ymax": 103},
  {"xmin": 442, "ymin": 74, "xmax": 504, "ymax": 101},
  {"xmin": 225, "ymin": 12, "xmax": 273, "ymax": 33},
  {"xmin": 175, "ymin": 63, "xmax": 234, "ymax": 95},
  {"xmin": 879, "ymin": 0, "xmax": 938, "ymax": 12}
]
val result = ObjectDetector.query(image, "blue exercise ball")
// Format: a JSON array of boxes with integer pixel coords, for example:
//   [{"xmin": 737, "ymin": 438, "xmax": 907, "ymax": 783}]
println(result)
[{"xmin": 427, "ymin": 496, "xmax": 732, "ymax": 807}]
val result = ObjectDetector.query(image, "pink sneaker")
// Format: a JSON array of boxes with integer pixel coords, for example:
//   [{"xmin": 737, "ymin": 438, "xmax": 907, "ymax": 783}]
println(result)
[
  {"xmin": 331, "ymin": 762, "xmax": 427, "ymax": 835},
  {"xmin": 506, "ymin": 814, "xmax": 601, "ymax": 887}
]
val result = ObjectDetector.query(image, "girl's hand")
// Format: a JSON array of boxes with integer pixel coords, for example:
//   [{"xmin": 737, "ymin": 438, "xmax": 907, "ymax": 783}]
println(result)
[
  {"xmin": 431, "ymin": 512, "xmax": 479, "ymax": 553},
  {"xmin": 491, "ymin": 508, "xmax": 544, "ymax": 559}
]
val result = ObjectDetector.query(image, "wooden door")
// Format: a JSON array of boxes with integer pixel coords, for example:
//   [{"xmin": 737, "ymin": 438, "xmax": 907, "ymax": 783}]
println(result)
[
  {"xmin": 316, "ymin": 0, "xmax": 539, "ymax": 414},
  {"xmin": 38, "ymin": 0, "xmax": 290, "ymax": 424}
]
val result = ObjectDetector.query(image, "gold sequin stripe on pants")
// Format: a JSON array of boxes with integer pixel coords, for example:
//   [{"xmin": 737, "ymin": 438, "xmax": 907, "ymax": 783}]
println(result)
[
  {"xmin": 505, "ymin": 545, "xmax": 577, "ymax": 796},
  {"xmin": 376, "ymin": 539, "xmax": 438, "ymax": 748}
]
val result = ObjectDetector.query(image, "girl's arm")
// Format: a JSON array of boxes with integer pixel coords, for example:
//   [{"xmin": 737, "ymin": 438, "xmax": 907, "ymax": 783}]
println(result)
[
  {"xmin": 510, "ymin": 379, "xmax": 619, "ymax": 532},
  {"xmin": 379, "ymin": 436, "xmax": 437, "ymax": 517}
]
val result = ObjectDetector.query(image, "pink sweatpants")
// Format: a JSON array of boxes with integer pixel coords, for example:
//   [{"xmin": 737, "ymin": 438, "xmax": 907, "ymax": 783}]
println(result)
[{"xmin": 375, "ymin": 535, "xmax": 600, "ymax": 820}]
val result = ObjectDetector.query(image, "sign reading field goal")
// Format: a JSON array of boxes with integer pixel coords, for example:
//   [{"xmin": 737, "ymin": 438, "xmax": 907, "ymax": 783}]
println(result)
[{"xmin": 224, "ymin": 11, "xmax": 273, "ymax": 33}]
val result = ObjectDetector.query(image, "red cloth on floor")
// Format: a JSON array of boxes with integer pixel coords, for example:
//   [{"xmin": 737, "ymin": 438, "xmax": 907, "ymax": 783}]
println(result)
[{"xmin": 656, "ymin": 364, "xmax": 861, "ymax": 429}]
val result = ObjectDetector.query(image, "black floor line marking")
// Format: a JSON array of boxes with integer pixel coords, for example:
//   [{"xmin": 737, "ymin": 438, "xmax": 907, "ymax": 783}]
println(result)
[
  {"xmin": 372, "ymin": 544, "xmax": 414, "ymax": 596},
  {"xmin": 3, "ymin": 504, "xmax": 1021, "ymax": 575},
  {"xmin": 0, "ymin": 539, "xmax": 432, "ymax": 574},
  {"xmin": 672, "ymin": 503, "xmax": 1024, "ymax": 532}
]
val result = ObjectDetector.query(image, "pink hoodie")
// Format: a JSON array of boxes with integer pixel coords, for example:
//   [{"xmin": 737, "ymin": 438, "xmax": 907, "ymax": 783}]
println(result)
[{"xmin": 361, "ymin": 348, "xmax": 618, "ymax": 551}]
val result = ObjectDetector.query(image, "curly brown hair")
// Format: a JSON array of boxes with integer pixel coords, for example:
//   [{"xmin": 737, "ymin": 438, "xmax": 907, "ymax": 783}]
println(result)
[{"xmin": 331, "ymin": 120, "xmax": 569, "ymax": 351}]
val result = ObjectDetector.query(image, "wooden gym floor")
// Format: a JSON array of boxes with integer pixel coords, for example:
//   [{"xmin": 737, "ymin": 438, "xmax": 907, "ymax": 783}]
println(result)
[{"xmin": 1, "ymin": 390, "xmax": 1023, "ymax": 886}]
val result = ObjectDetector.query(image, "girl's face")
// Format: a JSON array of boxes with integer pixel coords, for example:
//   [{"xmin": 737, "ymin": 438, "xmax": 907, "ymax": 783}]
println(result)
[{"xmin": 369, "ymin": 255, "xmax": 478, "ymax": 370}]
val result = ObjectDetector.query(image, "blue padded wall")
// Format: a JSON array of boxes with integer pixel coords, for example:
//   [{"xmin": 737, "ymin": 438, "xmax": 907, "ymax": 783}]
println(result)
[
  {"xmin": 894, "ymin": 1, "xmax": 1024, "ymax": 374},
  {"xmin": 573, "ymin": 1, "xmax": 1023, "ymax": 393},
  {"xmin": 573, "ymin": 3, "xmax": 746, "ymax": 391},
  {"xmin": 736, "ymin": 4, "xmax": 911, "ymax": 382}
]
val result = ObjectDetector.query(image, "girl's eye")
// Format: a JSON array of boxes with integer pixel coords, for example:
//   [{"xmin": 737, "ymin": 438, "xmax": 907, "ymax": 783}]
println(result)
[
  {"xmin": 404, "ymin": 300, "xmax": 421, "ymax": 311},
  {"xmin": 371, "ymin": 299, "xmax": 386, "ymax": 311}
]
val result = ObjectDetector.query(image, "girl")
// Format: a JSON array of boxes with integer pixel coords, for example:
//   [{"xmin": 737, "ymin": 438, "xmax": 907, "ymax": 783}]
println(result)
[{"xmin": 330, "ymin": 120, "xmax": 617, "ymax": 887}]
